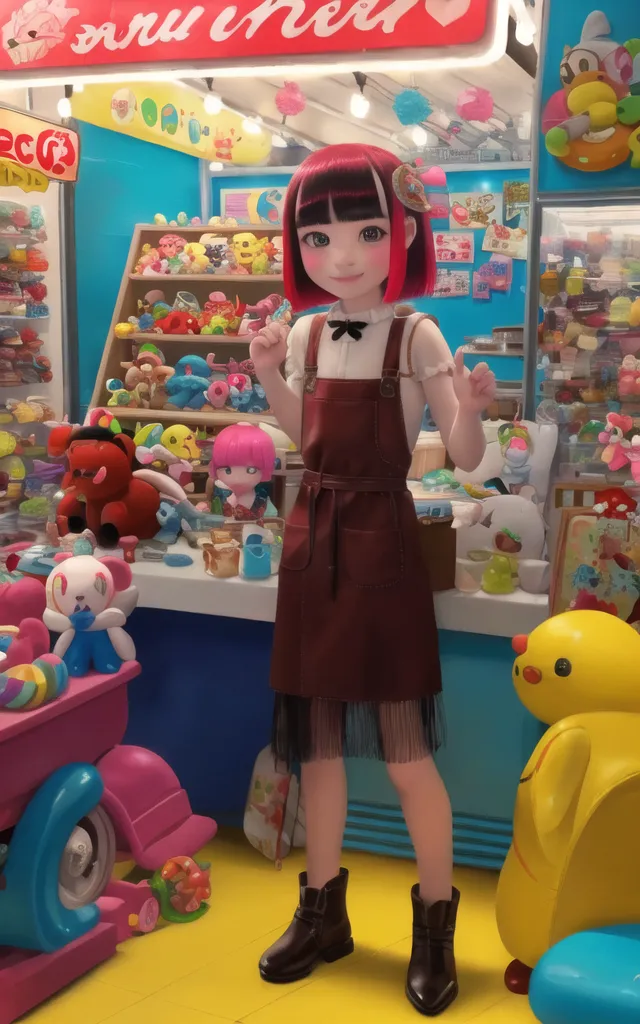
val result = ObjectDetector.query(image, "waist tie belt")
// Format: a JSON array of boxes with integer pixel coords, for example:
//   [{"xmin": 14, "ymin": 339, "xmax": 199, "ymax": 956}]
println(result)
[
  {"xmin": 302, "ymin": 470, "xmax": 408, "ymax": 597},
  {"xmin": 302, "ymin": 470, "xmax": 407, "ymax": 492}
]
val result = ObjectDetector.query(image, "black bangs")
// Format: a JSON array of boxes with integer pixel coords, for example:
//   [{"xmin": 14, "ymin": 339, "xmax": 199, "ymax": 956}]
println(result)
[{"xmin": 296, "ymin": 164, "xmax": 385, "ymax": 227}]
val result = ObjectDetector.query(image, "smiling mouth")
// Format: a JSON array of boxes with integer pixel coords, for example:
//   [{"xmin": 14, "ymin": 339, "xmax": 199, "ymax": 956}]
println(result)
[{"xmin": 330, "ymin": 273, "xmax": 364, "ymax": 283}]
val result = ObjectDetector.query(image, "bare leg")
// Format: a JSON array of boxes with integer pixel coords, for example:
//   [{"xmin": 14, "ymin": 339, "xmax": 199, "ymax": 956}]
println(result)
[
  {"xmin": 302, "ymin": 757, "xmax": 348, "ymax": 889},
  {"xmin": 386, "ymin": 756, "xmax": 453, "ymax": 905}
]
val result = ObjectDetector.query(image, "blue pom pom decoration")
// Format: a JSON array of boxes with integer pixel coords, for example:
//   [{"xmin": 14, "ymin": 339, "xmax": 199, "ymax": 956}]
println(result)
[{"xmin": 393, "ymin": 89, "xmax": 432, "ymax": 126}]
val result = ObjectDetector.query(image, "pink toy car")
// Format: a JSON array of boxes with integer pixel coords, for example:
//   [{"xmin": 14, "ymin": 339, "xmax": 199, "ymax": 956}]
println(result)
[{"xmin": 0, "ymin": 660, "xmax": 216, "ymax": 1024}]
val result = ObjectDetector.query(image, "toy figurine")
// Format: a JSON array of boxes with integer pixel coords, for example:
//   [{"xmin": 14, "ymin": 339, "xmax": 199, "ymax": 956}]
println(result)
[
  {"xmin": 249, "ymin": 144, "xmax": 496, "ymax": 1015},
  {"xmin": 208, "ymin": 423, "xmax": 276, "ymax": 521},
  {"xmin": 44, "ymin": 553, "xmax": 138, "ymax": 676},
  {"xmin": 498, "ymin": 422, "xmax": 533, "ymax": 491}
]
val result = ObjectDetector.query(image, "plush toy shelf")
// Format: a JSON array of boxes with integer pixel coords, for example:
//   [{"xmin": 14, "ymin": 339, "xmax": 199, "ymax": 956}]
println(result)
[
  {"xmin": 113, "ymin": 407, "xmax": 275, "ymax": 427},
  {"xmin": 128, "ymin": 273, "xmax": 283, "ymax": 283},
  {"xmin": 124, "ymin": 332, "xmax": 257, "ymax": 344},
  {"xmin": 89, "ymin": 223, "xmax": 285, "ymax": 431}
]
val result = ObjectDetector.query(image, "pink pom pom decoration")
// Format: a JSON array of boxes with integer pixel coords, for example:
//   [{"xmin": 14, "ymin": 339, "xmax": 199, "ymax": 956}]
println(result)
[
  {"xmin": 275, "ymin": 82, "xmax": 307, "ymax": 118},
  {"xmin": 455, "ymin": 87, "xmax": 494, "ymax": 123}
]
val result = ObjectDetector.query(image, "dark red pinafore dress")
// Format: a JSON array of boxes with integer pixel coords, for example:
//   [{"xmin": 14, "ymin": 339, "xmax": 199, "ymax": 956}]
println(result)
[{"xmin": 270, "ymin": 313, "xmax": 443, "ymax": 766}]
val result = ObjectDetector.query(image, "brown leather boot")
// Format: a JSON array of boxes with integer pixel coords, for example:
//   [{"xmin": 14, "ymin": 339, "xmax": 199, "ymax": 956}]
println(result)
[
  {"xmin": 259, "ymin": 868, "xmax": 354, "ymax": 983},
  {"xmin": 406, "ymin": 885, "xmax": 460, "ymax": 1016}
]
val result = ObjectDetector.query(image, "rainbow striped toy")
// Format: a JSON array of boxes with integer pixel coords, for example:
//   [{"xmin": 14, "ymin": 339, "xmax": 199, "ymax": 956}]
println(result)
[{"xmin": 0, "ymin": 654, "xmax": 69, "ymax": 711}]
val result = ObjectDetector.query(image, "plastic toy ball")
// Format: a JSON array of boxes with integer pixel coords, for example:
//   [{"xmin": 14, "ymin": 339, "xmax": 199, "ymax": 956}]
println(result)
[
  {"xmin": 115, "ymin": 322, "xmax": 135, "ymax": 339},
  {"xmin": 154, "ymin": 213, "xmax": 168, "ymax": 225},
  {"xmin": 176, "ymin": 212, "xmax": 189, "ymax": 227}
]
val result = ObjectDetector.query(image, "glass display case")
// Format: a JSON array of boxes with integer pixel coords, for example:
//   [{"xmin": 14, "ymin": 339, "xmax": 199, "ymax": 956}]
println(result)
[{"xmin": 535, "ymin": 202, "xmax": 640, "ymax": 486}]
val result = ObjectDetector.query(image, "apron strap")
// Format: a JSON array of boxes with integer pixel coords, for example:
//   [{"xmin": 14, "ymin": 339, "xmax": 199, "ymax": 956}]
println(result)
[{"xmin": 304, "ymin": 313, "xmax": 326, "ymax": 395}]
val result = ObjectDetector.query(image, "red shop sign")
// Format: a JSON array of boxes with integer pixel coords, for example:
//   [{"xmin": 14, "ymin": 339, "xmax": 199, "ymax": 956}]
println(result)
[
  {"xmin": 0, "ymin": 105, "xmax": 79, "ymax": 181},
  {"xmin": 0, "ymin": 0, "xmax": 499, "ymax": 79}
]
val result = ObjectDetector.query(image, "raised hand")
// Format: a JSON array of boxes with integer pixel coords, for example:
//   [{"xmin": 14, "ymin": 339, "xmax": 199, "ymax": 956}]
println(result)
[
  {"xmin": 451, "ymin": 349, "xmax": 496, "ymax": 415},
  {"xmin": 250, "ymin": 322, "xmax": 290, "ymax": 377}
]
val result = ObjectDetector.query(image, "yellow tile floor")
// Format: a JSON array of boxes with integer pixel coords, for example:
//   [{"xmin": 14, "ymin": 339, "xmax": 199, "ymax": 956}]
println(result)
[{"xmin": 25, "ymin": 831, "xmax": 537, "ymax": 1024}]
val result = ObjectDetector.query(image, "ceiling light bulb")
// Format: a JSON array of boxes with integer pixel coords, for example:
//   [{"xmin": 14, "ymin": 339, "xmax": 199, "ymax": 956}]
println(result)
[
  {"xmin": 204, "ymin": 92, "xmax": 223, "ymax": 115},
  {"xmin": 57, "ymin": 96, "xmax": 72, "ymax": 118},
  {"xmin": 272, "ymin": 134, "xmax": 288, "ymax": 148},
  {"xmin": 242, "ymin": 117, "xmax": 262, "ymax": 135},
  {"xmin": 350, "ymin": 91, "xmax": 370, "ymax": 119},
  {"xmin": 412, "ymin": 126, "xmax": 428, "ymax": 147},
  {"xmin": 209, "ymin": 161, "xmax": 224, "ymax": 172}
]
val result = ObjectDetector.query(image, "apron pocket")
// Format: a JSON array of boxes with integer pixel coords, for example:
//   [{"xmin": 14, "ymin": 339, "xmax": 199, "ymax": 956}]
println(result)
[
  {"xmin": 280, "ymin": 522, "xmax": 312, "ymax": 571},
  {"xmin": 341, "ymin": 527, "xmax": 404, "ymax": 587}
]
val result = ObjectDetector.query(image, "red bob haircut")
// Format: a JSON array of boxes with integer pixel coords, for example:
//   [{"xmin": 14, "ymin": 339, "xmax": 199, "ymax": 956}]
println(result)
[{"xmin": 283, "ymin": 143, "xmax": 436, "ymax": 313}]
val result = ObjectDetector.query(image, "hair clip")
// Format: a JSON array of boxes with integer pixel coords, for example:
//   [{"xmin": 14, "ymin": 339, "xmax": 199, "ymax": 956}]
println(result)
[{"xmin": 392, "ymin": 164, "xmax": 431, "ymax": 214}]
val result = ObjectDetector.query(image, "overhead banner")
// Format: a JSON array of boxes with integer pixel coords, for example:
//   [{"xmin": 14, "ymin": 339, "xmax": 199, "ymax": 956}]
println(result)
[
  {"xmin": 0, "ymin": 0, "xmax": 501, "ymax": 81},
  {"xmin": 0, "ymin": 104, "xmax": 79, "ymax": 181},
  {"xmin": 71, "ymin": 81, "xmax": 272, "ymax": 164}
]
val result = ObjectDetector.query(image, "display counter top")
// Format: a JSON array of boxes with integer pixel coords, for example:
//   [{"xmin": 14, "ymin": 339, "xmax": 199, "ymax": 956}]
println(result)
[{"xmin": 131, "ymin": 541, "xmax": 548, "ymax": 637}]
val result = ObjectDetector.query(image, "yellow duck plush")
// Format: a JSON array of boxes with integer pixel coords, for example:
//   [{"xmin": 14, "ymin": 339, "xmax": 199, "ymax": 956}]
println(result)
[{"xmin": 496, "ymin": 611, "xmax": 640, "ymax": 994}]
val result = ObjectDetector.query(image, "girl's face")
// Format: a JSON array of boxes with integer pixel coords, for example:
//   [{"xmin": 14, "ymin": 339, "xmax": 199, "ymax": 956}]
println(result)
[
  {"xmin": 297, "ymin": 215, "xmax": 392, "ymax": 302},
  {"xmin": 216, "ymin": 464, "xmax": 262, "ymax": 495}
]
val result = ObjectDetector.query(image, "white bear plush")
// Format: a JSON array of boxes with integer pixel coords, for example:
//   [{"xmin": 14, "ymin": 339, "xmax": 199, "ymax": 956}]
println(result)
[{"xmin": 44, "ymin": 554, "xmax": 138, "ymax": 676}]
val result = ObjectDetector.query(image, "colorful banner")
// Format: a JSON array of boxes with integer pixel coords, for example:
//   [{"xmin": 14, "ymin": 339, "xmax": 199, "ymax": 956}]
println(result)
[
  {"xmin": 0, "ymin": 157, "xmax": 49, "ymax": 191},
  {"xmin": 220, "ymin": 186, "xmax": 286, "ymax": 225},
  {"xmin": 0, "ymin": 0, "xmax": 497, "ymax": 79},
  {"xmin": 434, "ymin": 231, "xmax": 474, "ymax": 263},
  {"xmin": 0, "ymin": 105, "xmax": 79, "ymax": 181},
  {"xmin": 71, "ymin": 82, "xmax": 271, "ymax": 165}
]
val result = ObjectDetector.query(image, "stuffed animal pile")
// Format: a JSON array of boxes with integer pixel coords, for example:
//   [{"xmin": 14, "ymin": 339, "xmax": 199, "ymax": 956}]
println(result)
[
  {"xmin": 107, "ymin": 347, "xmax": 270, "ymax": 415},
  {"xmin": 116, "ymin": 288, "xmax": 286, "ymax": 339},
  {"xmin": 133, "ymin": 231, "xmax": 283, "ymax": 278}
]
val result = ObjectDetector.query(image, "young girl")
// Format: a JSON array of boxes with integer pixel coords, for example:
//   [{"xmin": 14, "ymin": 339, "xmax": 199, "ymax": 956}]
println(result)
[
  {"xmin": 206, "ymin": 423, "xmax": 276, "ymax": 521},
  {"xmin": 250, "ymin": 144, "xmax": 495, "ymax": 1016}
]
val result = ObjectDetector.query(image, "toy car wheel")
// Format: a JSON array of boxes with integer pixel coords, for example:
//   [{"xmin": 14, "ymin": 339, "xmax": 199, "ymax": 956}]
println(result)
[{"xmin": 58, "ymin": 806, "xmax": 116, "ymax": 909}]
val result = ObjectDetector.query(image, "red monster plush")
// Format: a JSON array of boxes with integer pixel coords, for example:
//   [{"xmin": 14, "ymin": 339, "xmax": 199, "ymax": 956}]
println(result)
[
  {"xmin": 154, "ymin": 311, "xmax": 201, "ymax": 335},
  {"xmin": 51, "ymin": 425, "xmax": 164, "ymax": 546}
]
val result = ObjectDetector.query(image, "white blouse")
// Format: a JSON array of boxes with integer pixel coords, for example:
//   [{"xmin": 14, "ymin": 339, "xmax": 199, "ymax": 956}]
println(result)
[{"xmin": 285, "ymin": 302, "xmax": 454, "ymax": 450}]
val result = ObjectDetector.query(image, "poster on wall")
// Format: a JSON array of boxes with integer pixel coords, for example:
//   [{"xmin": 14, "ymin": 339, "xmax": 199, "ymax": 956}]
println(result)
[
  {"xmin": 71, "ymin": 81, "xmax": 271, "ymax": 166},
  {"xmin": 482, "ymin": 222, "xmax": 528, "ymax": 260},
  {"xmin": 220, "ymin": 187, "xmax": 286, "ymax": 226},
  {"xmin": 449, "ymin": 192, "xmax": 503, "ymax": 230},
  {"xmin": 433, "ymin": 269, "xmax": 471, "ymax": 298},
  {"xmin": 434, "ymin": 232, "xmax": 474, "ymax": 263},
  {"xmin": 504, "ymin": 180, "xmax": 530, "ymax": 229}
]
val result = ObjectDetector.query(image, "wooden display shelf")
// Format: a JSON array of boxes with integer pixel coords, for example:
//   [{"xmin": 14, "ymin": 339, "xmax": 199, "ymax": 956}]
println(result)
[
  {"xmin": 129, "ymin": 273, "xmax": 283, "ymax": 282},
  {"xmin": 126, "ymin": 332, "xmax": 253, "ymax": 344},
  {"xmin": 89, "ymin": 223, "xmax": 282, "ymax": 429},
  {"xmin": 136, "ymin": 223, "xmax": 282, "ymax": 234},
  {"xmin": 114, "ymin": 407, "xmax": 274, "ymax": 427}
]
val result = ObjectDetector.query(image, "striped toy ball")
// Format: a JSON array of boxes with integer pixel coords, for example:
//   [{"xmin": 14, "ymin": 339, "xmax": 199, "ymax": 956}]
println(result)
[{"xmin": 0, "ymin": 656, "xmax": 69, "ymax": 711}]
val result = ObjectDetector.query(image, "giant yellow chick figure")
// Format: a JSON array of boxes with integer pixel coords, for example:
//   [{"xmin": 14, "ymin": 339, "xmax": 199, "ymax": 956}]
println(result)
[{"xmin": 496, "ymin": 611, "xmax": 640, "ymax": 995}]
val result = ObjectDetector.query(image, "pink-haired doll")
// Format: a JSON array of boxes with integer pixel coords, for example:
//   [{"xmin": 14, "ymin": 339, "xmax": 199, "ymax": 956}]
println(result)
[
  {"xmin": 207, "ymin": 423, "xmax": 276, "ymax": 522},
  {"xmin": 250, "ymin": 144, "xmax": 496, "ymax": 1015}
]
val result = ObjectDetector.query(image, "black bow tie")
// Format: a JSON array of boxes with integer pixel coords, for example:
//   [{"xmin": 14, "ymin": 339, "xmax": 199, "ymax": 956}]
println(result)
[{"xmin": 328, "ymin": 319, "xmax": 368, "ymax": 341}]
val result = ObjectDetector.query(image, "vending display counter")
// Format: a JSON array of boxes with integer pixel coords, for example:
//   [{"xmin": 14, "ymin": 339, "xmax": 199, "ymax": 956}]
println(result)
[{"xmin": 124, "ymin": 549, "xmax": 547, "ymax": 868}]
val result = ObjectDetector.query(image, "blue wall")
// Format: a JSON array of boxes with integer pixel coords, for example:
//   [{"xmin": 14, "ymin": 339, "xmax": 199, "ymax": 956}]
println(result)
[
  {"xmin": 75, "ymin": 122, "xmax": 201, "ymax": 411},
  {"xmin": 539, "ymin": 0, "xmax": 640, "ymax": 194},
  {"xmin": 211, "ymin": 166, "xmax": 529, "ymax": 375}
]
